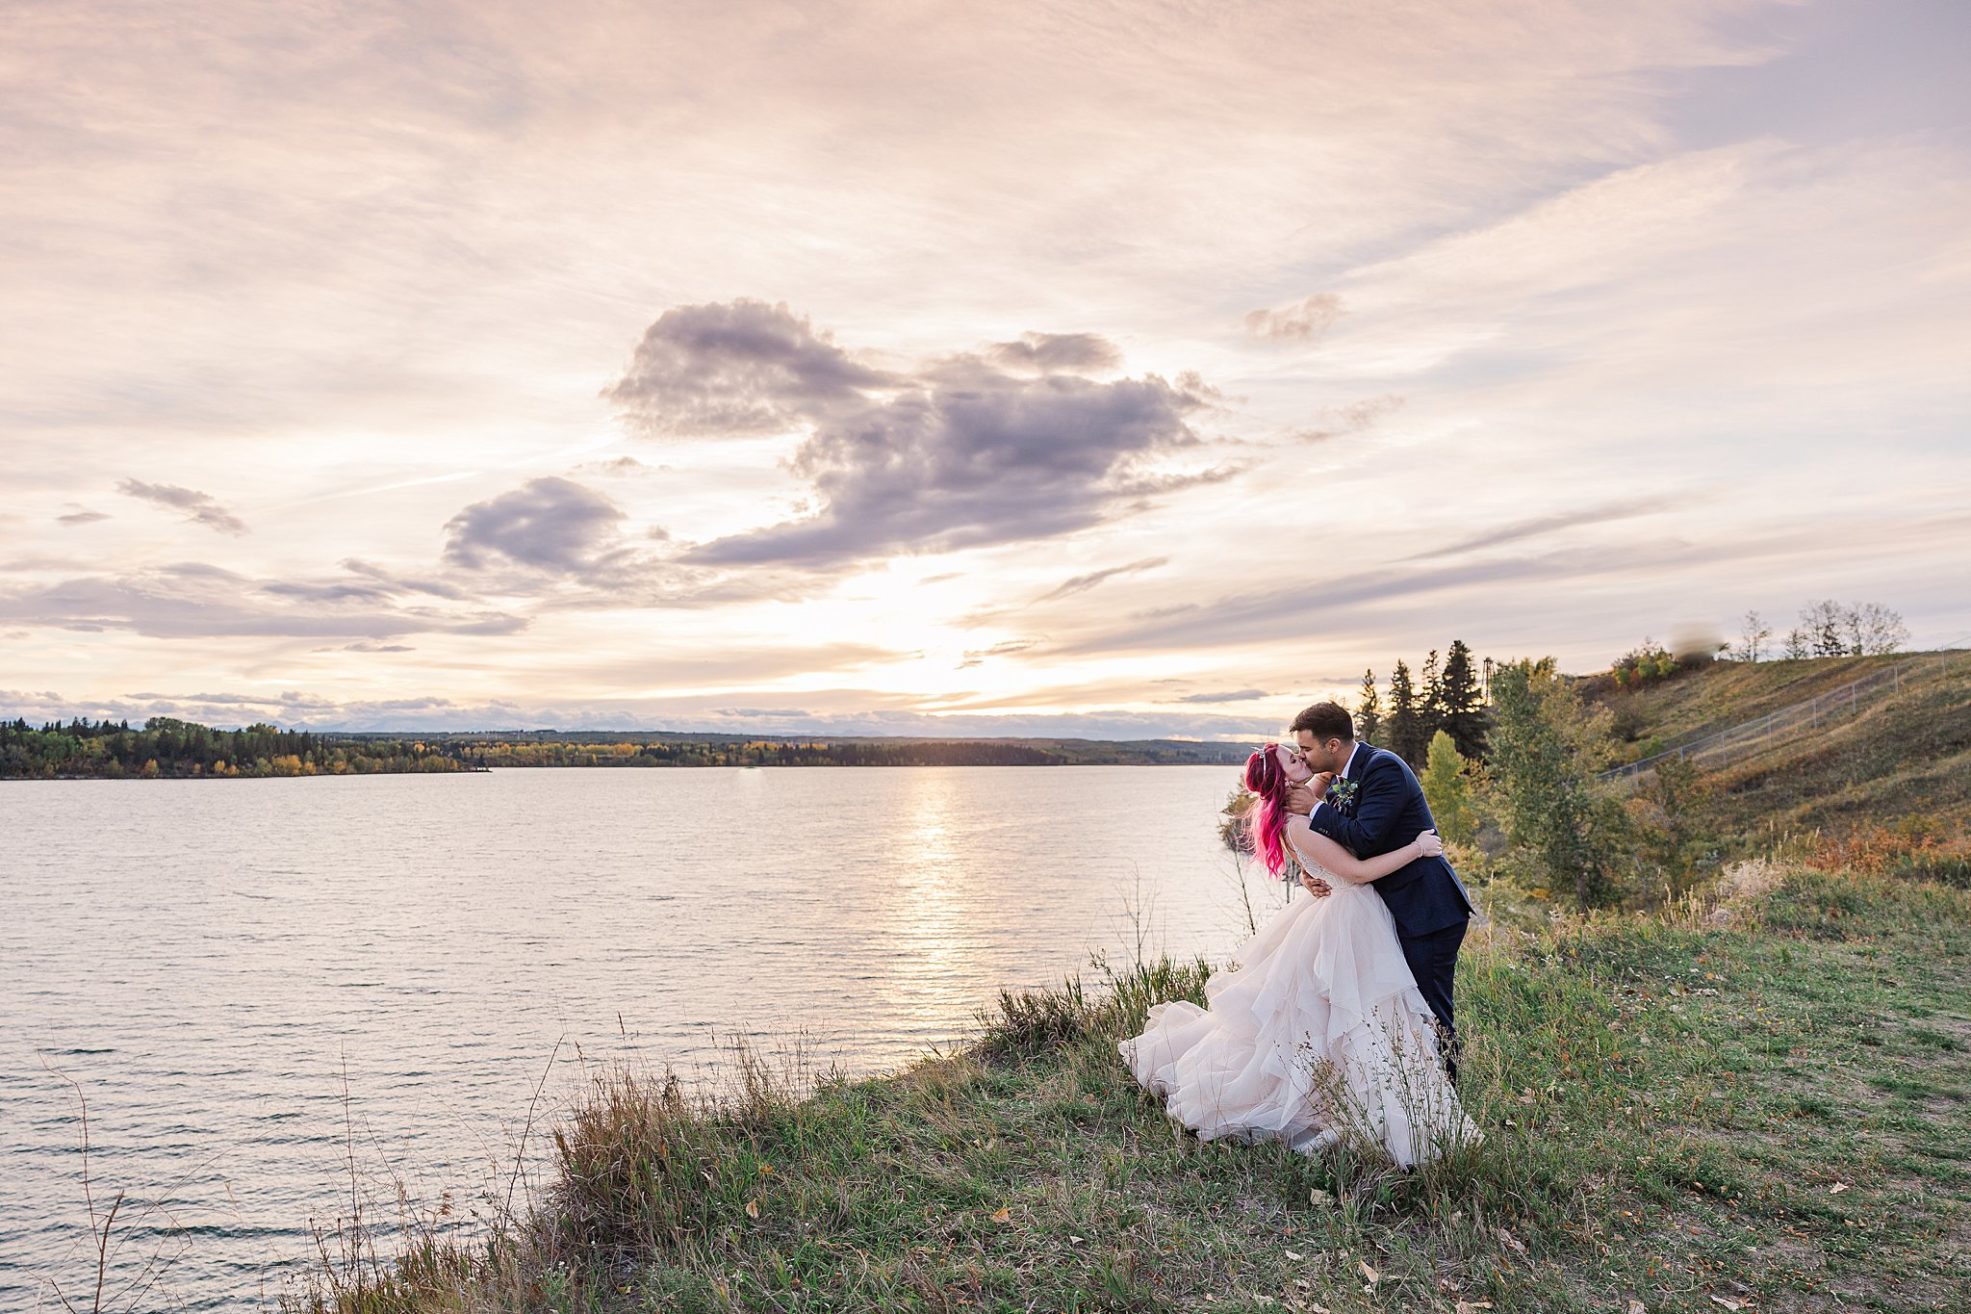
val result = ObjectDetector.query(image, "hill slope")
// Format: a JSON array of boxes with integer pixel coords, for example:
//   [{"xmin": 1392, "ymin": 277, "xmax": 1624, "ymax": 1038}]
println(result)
[{"xmin": 1589, "ymin": 649, "xmax": 1971, "ymax": 836}]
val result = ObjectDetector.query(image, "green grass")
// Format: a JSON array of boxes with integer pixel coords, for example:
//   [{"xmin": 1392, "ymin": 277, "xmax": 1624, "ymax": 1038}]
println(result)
[{"xmin": 283, "ymin": 865, "xmax": 1971, "ymax": 1313}]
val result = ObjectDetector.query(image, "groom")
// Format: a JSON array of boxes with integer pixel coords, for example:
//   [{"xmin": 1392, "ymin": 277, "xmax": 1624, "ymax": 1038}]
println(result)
[{"xmin": 1286, "ymin": 701, "xmax": 1475, "ymax": 1082}]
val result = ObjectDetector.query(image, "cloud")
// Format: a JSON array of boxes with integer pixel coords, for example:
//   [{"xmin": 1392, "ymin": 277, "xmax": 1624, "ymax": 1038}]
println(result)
[
  {"xmin": 1402, "ymin": 496, "xmax": 1679, "ymax": 560},
  {"xmin": 687, "ymin": 356, "xmax": 1218, "ymax": 567},
  {"xmin": 1170, "ymin": 689, "xmax": 1272, "ymax": 704},
  {"xmin": 957, "ymin": 639, "xmax": 1036, "ymax": 669},
  {"xmin": 338, "ymin": 558, "xmax": 470, "ymax": 601},
  {"xmin": 577, "ymin": 456, "xmax": 664, "ymax": 475},
  {"xmin": 1296, "ymin": 394, "xmax": 1406, "ymax": 444},
  {"xmin": 985, "ymin": 331, "xmax": 1122, "ymax": 374},
  {"xmin": 602, "ymin": 298, "xmax": 896, "ymax": 438},
  {"xmin": 56, "ymin": 507, "xmax": 109, "ymax": 526},
  {"xmin": 1062, "ymin": 551, "xmax": 1614, "ymax": 657},
  {"xmin": 442, "ymin": 477, "xmax": 658, "ymax": 583},
  {"xmin": 0, "ymin": 562, "xmax": 525, "ymax": 640},
  {"xmin": 116, "ymin": 479, "xmax": 248, "ymax": 535},
  {"xmin": 602, "ymin": 301, "xmax": 1232, "ymax": 570},
  {"xmin": 1245, "ymin": 293, "xmax": 1344, "ymax": 341},
  {"xmin": 1034, "ymin": 556, "xmax": 1169, "ymax": 604},
  {"xmin": 688, "ymin": 369, "xmax": 1212, "ymax": 565}
]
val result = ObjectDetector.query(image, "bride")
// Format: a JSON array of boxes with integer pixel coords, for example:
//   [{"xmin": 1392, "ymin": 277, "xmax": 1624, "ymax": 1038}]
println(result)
[{"xmin": 1118, "ymin": 743, "xmax": 1477, "ymax": 1168}]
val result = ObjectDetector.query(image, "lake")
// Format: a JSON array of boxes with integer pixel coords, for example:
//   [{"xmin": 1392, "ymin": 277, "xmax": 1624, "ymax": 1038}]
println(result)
[{"xmin": 0, "ymin": 765, "xmax": 1294, "ymax": 1310}]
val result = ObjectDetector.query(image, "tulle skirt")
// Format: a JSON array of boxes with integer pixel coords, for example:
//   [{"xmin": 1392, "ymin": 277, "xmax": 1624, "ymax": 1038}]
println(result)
[{"xmin": 1117, "ymin": 881, "xmax": 1477, "ymax": 1168}]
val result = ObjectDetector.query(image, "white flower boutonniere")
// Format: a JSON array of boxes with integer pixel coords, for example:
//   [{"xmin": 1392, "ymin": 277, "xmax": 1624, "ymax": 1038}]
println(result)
[{"xmin": 1326, "ymin": 777, "xmax": 1361, "ymax": 814}]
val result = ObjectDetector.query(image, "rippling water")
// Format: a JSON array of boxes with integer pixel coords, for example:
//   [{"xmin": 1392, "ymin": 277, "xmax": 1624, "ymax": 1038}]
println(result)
[{"xmin": 0, "ymin": 765, "xmax": 1296, "ymax": 1309}]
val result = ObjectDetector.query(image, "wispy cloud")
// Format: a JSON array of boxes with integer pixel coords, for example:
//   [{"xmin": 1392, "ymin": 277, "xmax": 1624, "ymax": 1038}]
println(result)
[
  {"xmin": 1034, "ymin": 556, "xmax": 1170, "ymax": 604},
  {"xmin": 1245, "ymin": 293, "xmax": 1344, "ymax": 342},
  {"xmin": 0, "ymin": 562, "xmax": 525, "ymax": 640},
  {"xmin": 116, "ymin": 479, "xmax": 248, "ymax": 535},
  {"xmin": 1403, "ymin": 496, "xmax": 1681, "ymax": 560}
]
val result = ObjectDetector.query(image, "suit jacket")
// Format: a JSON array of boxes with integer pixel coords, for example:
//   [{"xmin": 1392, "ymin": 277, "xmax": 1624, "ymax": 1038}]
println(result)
[{"xmin": 1308, "ymin": 741, "xmax": 1474, "ymax": 938}]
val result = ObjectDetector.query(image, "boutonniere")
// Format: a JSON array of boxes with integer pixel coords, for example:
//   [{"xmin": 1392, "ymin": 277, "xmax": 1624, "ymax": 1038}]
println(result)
[{"xmin": 1327, "ymin": 778, "xmax": 1361, "ymax": 812}]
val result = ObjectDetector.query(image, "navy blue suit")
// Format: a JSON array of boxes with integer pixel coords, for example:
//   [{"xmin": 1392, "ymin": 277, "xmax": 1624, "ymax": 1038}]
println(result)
[{"xmin": 1308, "ymin": 741, "xmax": 1474, "ymax": 1078}]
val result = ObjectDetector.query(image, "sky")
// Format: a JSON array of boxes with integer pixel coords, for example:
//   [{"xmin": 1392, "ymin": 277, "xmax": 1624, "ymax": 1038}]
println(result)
[{"xmin": 4, "ymin": 0, "xmax": 1968, "ymax": 739}]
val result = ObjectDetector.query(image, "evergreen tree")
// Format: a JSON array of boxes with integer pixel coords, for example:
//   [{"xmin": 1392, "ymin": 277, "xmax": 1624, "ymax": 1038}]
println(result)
[
  {"xmin": 1437, "ymin": 638, "xmax": 1489, "ymax": 760},
  {"xmin": 1386, "ymin": 659, "xmax": 1424, "ymax": 765},
  {"xmin": 1355, "ymin": 668, "xmax": 1382, "ymax": 744},
  {"xmin": 1420, "ymin": 648, "xmax": 1445, "ymax": 745}
]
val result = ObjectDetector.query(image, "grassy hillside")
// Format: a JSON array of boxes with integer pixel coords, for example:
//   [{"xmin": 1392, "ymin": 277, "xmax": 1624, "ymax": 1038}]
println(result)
[
  {"xmin": 177, "ymin": 647, "xmax": 1960, "ymax": 1313},
  {"xmin": 1587, "ymin": 650, "xmax": 1957, "ymax": 754},
  {"xmin": 1591, "ymin": 649, "xmax": 1971, "ymax": 841},
  {"xmin": 280, "ymin": 866, "xmax": 1971, "ymax": 1313}
]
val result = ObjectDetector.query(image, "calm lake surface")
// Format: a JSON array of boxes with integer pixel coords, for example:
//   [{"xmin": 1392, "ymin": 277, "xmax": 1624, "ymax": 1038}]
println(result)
[{"xmin": 0, "ymin": 766, "xmax": 1295, "ymax": 1310}]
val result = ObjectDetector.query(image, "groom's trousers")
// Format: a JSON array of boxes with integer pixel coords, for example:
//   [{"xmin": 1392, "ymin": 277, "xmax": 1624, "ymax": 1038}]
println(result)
[{"xmin": 1398, "ymin": 920, "xmax": 1467, "ymax": 1084}]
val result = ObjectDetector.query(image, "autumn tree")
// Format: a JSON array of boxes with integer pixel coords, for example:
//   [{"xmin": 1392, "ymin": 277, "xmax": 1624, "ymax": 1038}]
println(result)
[
  {"xmin": 1484, "ymin": 658, "xmax": 1626, "ymax": 909},
  {"xmin": 1419, "ymin": 730, "xmax": 1478, "ymax": 846}
]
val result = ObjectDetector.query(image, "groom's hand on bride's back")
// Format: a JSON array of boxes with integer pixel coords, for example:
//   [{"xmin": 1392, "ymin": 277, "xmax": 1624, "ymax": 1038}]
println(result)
[{"xmin": 1299, "ymin": 872, "xmax": 1332, "ymax": 898}]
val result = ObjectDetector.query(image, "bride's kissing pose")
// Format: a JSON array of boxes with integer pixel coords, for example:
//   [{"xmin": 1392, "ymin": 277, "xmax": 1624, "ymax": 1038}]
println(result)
[{"xmin": 1118, "ymin": 742, "xmax": 1477, "ymax": 1167}]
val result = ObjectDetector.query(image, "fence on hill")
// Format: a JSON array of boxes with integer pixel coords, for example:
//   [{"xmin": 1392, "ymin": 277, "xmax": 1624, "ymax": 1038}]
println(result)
[{"xmin": 1600, "ymin": 642, "xmax": 1971, "ymax": 789}]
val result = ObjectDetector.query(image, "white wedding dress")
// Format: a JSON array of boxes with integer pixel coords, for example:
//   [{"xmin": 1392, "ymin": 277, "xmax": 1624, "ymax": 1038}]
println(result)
[{"xmin": 1117, "ymin": 860, "xmax": 1476, "ymax": 1168}]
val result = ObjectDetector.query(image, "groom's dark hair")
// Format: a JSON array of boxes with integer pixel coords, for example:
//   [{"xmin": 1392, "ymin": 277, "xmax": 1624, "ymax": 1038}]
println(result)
[{"xmin": 1290, "ymin": 701, "xmax": 1355, "ymax": 742}]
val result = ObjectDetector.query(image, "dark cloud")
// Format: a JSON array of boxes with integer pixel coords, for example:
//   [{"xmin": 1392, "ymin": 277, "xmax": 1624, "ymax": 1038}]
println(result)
[
  {"xmin": 985, "ymin": 331, "xmax": 1122, "ymax": 374},
  {"xmin": 116, "ymin": 479, "xmax": 248, "ymax": 535},
  {"xmin": 602, "ymin": 298, "xmax": 896, "ymax": 438},
  {"xmin": 689, "ymin": 368, "xmax": 1216, "ymax": 567},
  {"xmin": 1296, "ymin": 393, "xmax": 1405, "ymax": 444},
  {"xmin": 1403, "ymin": 496, "xmax": 1678, "ymax": 560},
  {"xmin": 57, "ymin": 508, "xmax": 110, "ymax": 526},
  {"xmin": 443, "ymin": 477, "xmax": 656, "ymax": 582},
  {"xmin": 1034, "ymin": 556, "xmax": 1169, "ymax": 604},
  {"xmin": 1244, "ymin": 293, "xmax": 1344, "ymax": 341},
  {"xmin": 605, "ymin": 300, "xmax": 1233, "ymax": 569}
]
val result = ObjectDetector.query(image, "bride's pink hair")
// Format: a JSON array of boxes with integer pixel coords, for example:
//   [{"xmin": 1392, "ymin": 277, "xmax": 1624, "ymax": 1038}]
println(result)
[{"xmin": 1243, "ymin": 743, "xmax": 1293, "ymax": 879}]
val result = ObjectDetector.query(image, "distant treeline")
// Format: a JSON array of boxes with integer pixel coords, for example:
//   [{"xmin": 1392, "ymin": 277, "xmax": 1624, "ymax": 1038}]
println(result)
[
  {"xmin": 0, "ymin": 716, "xmax": 469, "ymax": 780},
  {"xmin": 436, "ymin": 736, "xmax": 1247, "ymax": 768},
  {"xmin": 0, "ymin": 716, "xmax": 1251, "ymax": 778}
]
